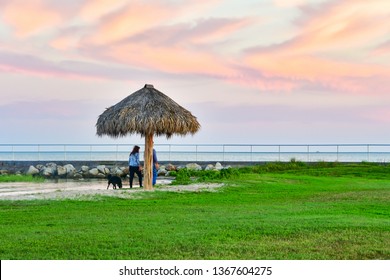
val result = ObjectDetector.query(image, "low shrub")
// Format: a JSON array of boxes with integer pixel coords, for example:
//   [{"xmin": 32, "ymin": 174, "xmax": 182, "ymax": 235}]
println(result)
[
  {"xmin": 171, "ymin": 169, "xmax": 192, "ymax": 185},
  {"xmin": 171, "ymin": 168, "xmax": 241, "ymax": 185}
]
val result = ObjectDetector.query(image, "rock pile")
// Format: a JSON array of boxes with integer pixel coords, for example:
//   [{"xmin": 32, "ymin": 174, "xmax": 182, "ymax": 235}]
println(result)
[
  {"xmin": 1, "ymin": 162, "xmax": 231, "ymax": 179},
  {"xmin": 24, "ymin": 163, "xmax": 129, "ymax": 179}
]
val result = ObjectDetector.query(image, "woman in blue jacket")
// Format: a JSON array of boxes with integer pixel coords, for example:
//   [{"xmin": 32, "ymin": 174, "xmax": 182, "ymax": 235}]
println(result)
[{"xmin": 129, "ymin": 145, "xmax": 143, "ymax": 188}]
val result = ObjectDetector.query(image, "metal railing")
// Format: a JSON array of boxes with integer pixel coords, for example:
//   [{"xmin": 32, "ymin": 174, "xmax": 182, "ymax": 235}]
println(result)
[{"xmin": 1, "ymin": 143, "xmax": 390, "ymax": 162}]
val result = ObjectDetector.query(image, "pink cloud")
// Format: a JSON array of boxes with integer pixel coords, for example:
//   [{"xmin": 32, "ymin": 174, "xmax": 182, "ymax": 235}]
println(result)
[
  {"xmin": 249, "ymin": 0, "xmax": 390, "ymax": 57},
  {"xmin": 73, "ymin": 16, "xmax": 252, "ymax": 79},
  {"xmin": 273, "ymin": 0, "xmax": 307, "ymax": 7},
  {"xmin": 101, "ymin": 43, "xmax": 236, "ymax": 78},
  {"xmin": 187, "ymin": 17, "xmax": 254, "ymax": 45},
  {"xmin": 241, "ymin": 53, "xmax": 390, "ymax": 94},
  {"xmin": 295, "ymin": 1, "xmax": 390, "ymax": 53},
  {"xmin": 78, "ymin": 0, "xmax": 129, "ymax": 22},
  {"xmin": 47, "ymin": 0, "xmax": 241, "ymax": 81},
  {"xmin": 1, "ymin": 0, "xmax": 389, "ymax": 97},
  {"xmin": 241, "ymin": 0, "xmax": 390, "ymax": 94},
  {"xmin": 246, "ymin": 54, "xmax": 388, "ymax": 80},
  {"xmin": 1, "ymin": 0, "xmax": 63, "ymax": 37},
  {"xmin": 50, "ymin": 35, "xmax": 79, "ymax": 51},
  {"xmin": 0, "ymin": 51, "xmax": 157, "ymax": 82},
  {"xmin": 85, "ymin": 2, "xmax": 172, "ymax": 45},
  {"xmin": 80, "ymin": 0, "xmax": 221, "ymax": 46},
  {"xmin": 112, "ymin": 17, "xmax": 253, "ymax": 53},
  {"xmin": 373, "ymin": 40, "xmax": 390, "ymax": 56}
]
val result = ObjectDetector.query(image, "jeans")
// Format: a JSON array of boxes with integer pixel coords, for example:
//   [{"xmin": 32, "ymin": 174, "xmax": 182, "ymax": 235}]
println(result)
[
  {"xmin": 153, "ymin": 165, "xmax": 158, "ymax": 185},
  {"xmin": 129, "ymin": 166, "xmax": 142, "ymax": 188}
]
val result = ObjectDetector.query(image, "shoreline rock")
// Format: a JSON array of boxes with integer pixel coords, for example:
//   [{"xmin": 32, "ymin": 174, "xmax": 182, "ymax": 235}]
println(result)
[{"xmin": 0, "ymin": 161, "xmax": 233, "ymax": 180}]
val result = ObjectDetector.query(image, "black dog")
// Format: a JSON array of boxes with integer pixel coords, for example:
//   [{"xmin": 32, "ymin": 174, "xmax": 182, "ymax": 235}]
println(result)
[{"xmin": 107, "ymin": 174, "xmax": 122, "ymax": 189}]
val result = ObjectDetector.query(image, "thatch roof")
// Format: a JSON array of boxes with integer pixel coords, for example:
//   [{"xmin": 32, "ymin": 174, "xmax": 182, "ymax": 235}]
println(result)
[{"xmin": 96, "ymin": 84, "xmax": 200, "ymax": 138}]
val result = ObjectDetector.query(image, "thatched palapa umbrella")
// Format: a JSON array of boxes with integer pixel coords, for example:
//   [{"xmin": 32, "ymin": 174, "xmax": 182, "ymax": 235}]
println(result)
[{"xmin": 96, "ymin": 84, "xmax": 200, "ymax": 190}]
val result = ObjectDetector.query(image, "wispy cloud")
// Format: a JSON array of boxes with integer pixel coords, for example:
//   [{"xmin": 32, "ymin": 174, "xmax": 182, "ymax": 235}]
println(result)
[
  {"xmin": 373, "ymin": 39, "xmax": 390, "ymax": 56},
  {"xmin": 0, "ymin": 0, "xmax": 64, "ymax": 37},
  {"xmin": 85, "ymin": 17, "xmax": 252, "ymax": 78},
  {"xmin": 0, "ymin": 50, "xmax": 163, "ymax": 81},
  {"xmin": 242, "ymin": 0, "xmax": 390, "ymax": 94},
  {"xmin": 0, "ymin": 0, "xmax": 389, "ymax": 94}
]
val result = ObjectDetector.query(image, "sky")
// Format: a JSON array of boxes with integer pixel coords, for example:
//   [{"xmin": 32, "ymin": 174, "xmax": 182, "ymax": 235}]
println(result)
[{"xmin": 1, "ymin": 0, "xmax": 390, "ymax": 145}]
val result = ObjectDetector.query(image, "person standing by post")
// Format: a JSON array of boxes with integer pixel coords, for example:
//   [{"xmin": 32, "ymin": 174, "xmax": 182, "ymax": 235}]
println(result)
[
  {"xmin": 129, "ymin": 145, "xmax": 143, "ymax": 188},
  {"xmin": 152, "ymin": 148, "xmax": 159, "ymax": 186}
]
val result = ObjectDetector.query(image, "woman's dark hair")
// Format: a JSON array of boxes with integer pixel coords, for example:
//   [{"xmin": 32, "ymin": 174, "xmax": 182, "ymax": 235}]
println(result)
[{"xmin": 130, "ymin": 145, "xmax": 140, "ymax": 155}]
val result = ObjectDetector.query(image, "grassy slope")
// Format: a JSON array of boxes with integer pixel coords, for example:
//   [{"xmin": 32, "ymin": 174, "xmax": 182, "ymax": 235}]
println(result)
[{"xmin": 0, "ymin": 163, "xmax": 389, "ymax": 260}]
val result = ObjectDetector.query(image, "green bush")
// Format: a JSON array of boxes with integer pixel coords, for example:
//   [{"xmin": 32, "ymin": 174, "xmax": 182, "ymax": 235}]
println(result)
[
  {"xmin": 220, "ymin": 168, "xmax": 240, "ymax": 179},
  {"xmin": 171, "ymin": 169, "xmax": 192, "ymax": 185},
  {"xmin": 259, "ymin": 161, "xmax": 307, "ymax": 172},
  {"xmin": 196, "ymin": 170, "xmax": 220, "ymax": 182},
  {"xmin": 171, "ymin": 168, "xmax": 241, "ymax": 185}
]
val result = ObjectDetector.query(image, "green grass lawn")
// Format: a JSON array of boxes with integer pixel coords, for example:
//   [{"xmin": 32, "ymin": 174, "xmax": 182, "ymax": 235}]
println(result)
[
  {"xmin": 0, "ymin": 174, "xmax": 44, "ymax": 183},
  {"xmin": 0, "ymin": 162, "xmax": 389, "ymax": 259}
]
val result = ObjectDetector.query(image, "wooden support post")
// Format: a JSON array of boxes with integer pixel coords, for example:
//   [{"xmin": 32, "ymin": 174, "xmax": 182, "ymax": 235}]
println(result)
[{"xmin": 144, "ymin": 133, "xmax": 154, "ymax": 190}]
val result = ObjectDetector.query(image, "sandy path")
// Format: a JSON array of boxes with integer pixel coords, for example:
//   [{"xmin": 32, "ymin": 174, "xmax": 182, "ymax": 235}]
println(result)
[{"xmin": 0, "ymin": 179, "xmax": 223, "ymax": 200}]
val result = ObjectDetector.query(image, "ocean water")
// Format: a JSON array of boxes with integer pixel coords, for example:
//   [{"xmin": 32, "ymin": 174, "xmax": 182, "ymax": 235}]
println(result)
[
  {"xmin": 1, "ymin": 151, "xmax": 390, "ymax": 163},
  {"xmin": 2, "ymin": 144, "xmax": 390, "ymax": 163}
]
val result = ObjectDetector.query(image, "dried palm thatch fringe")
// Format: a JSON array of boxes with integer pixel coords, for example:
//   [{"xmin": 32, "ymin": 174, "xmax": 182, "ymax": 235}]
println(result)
[{"xmin": 96, "ymin": 84, "xmax": 200, "ymax": 138}]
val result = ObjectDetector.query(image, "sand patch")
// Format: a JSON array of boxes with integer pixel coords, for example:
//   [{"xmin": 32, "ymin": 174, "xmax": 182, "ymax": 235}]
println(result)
[{"xmin": 0, "ymin": 179, "xmax": 223, "ymax": 200}]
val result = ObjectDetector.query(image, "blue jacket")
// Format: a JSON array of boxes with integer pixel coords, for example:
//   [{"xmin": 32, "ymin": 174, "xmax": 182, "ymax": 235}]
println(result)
[{"xmin": 129, "ymin": 153, "xmax": 140, "ymax": 167}]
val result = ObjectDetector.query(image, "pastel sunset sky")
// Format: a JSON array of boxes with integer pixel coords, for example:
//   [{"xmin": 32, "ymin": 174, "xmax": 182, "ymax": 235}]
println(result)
[{"xmin": 1, "ymin": 0, "xmax": 390, "ymax": 144}]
